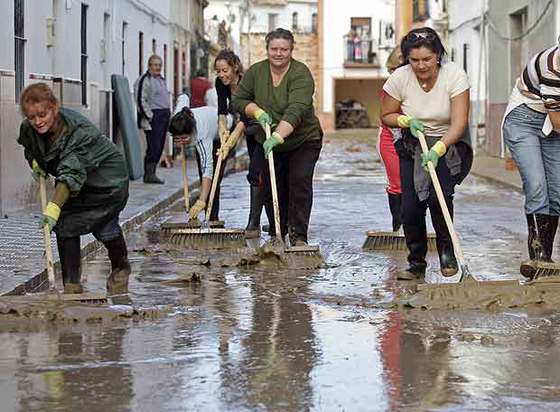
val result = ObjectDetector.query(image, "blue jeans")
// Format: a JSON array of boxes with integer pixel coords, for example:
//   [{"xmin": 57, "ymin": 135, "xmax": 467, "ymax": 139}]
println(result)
[{"xmin": 503, "ymin": 104, "xmax": 560, "ymax": 215}]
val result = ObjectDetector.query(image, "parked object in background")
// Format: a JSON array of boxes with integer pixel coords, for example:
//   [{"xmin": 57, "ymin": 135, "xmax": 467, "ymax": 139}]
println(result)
[
  {"xmin": 336, "ymin": 99, "xmax": 370, "ymax": 129},
  {"xmin": 111, "ymin": 75, "xmax": 144, "ymax": 180}
]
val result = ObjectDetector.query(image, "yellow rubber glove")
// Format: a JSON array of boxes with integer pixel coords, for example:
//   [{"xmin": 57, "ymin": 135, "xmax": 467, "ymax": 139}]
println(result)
[
  {"xmin": 40, "ymin": 202, "xmax": 61, "ymax": 233},
  {"xmin": 397, "ymin": 115, "xmax": 425, "ymax": 138},
  {"xmin": 217, "ymin": 140, "xmax": 233, "ymax": 159},
  {"xmin": 31, "ymin": 159, "xmax": 46, "ymax": 182},
  {"xmin": 188, "ymin": 199, "xmax": 206, "ymax": 220},
  {"xmin": 421, "ymin": 141, "xmax": 447, "ymax": 171},
  {"xmin": 254, "ymin": 108, "xmax": 273, "ymax": 129},
  {"xmin": 218, "ymin": 115, "xmax": 229, "ymax": 145}
]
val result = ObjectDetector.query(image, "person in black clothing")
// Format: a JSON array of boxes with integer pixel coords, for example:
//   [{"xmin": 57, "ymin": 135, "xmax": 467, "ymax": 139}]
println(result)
[{"xmin": 213, "ymin": 49, "xmax": 273, "ymax": 237}]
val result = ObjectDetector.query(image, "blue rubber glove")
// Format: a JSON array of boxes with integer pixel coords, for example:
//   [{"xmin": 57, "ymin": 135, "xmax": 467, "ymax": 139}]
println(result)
[
  {"xmin": 263, "ymin": 132, "xmax": 284, "ymax": 158},
  {"xmin": 31, "ymin": 159, "xmax": 46, "ymax": 182}
]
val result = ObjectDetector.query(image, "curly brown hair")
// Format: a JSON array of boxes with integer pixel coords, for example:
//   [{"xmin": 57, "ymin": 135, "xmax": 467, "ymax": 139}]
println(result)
[
  {"xmin": 214, "ymin": 49, "xmax": 243, "ymax": 75},
  {"xmin": 20, "ymin": 83, "xmax": 59, "ymax": 116}
]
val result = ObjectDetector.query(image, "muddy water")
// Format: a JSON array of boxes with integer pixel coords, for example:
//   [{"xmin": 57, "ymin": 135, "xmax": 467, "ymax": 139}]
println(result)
[{"xmin": 2, "ymin": 135, "xmax": 560, "ymax": 411}]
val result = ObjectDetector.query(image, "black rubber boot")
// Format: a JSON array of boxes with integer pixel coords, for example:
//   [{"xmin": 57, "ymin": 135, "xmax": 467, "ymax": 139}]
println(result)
[
  {"xmin": 57, "ymin": 236, "xmax": 83, "ymax": 293},
  {"xmin": 143, "ymin": 162, "xmax": 165, "ymax": 184},
  {"xmin": 264, "ymin": 197, "xmax": 276, "ymax": 237},
  {"xmin": 103, "ymin": 234, "xmax": 131, "ymax": 295},
  {"xmin": 209, "ymin": 185, "xmax": 221, "ymax": 222},
  {"xmin": 397, "ymin": 223, "xmax": 427, "ymax": 280},
  {"xmin": 387, "ymin": 193, "xmax": 402, "ymax": 232},
  {"xmin": 431, "ymin": 206, "xmax": 458, "ymax": 277},
  {"xmin": 245, "ymin": 185, "xmax": 263, "ymax": 238},
  {"xmin": 520, "ymin": 214, "xmax": 558, "ymax": 278}
]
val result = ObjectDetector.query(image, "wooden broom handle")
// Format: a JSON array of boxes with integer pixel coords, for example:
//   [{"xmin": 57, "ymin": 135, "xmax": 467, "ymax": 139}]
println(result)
[
  {"xmin": 265, "ymin": 124, "xmax": 283, "ymax": 243},
  {"xmin": 181, "ymin": 144, "xmax": 190, "ymax": 212},
  {"xmin": 417, "ymin": 131, "xmax": 466, "ymax": 268},
  {"xmin": 39, "ymin": 175, "xmax": 56, "ymax": 289}
]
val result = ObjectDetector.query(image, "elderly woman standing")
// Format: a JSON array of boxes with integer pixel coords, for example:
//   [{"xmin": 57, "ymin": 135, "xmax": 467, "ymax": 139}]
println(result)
[
  {"xmin": 381, "ymin": 28, "xmax": 472, "ymax": 280},
  {"xmin": 502, "ymin": 44, "xmax": 560, "ymax": 278},
  {"xmin": 17, "ymin": 83, "xmax": 130, "ymax": 294},
  {"xmin": 232, "ymin": 28, "xmax": 323, "ymax": 246}
]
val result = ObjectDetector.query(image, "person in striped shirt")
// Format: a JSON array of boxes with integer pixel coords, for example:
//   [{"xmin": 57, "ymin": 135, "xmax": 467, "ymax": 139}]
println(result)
[{"xmin": 502, "ymin": 45, "xmax": 560, "ymax": 278}]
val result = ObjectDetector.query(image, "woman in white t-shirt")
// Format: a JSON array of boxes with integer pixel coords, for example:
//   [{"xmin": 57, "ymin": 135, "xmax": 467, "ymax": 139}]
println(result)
[{"xmin": 381, "ymin": 27, "xmax": 472, "ymax": 281}]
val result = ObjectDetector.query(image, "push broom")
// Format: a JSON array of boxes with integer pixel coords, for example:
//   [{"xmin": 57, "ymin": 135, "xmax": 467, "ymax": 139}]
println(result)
[
  {"xmin": 166, "ymin": 137, "xmax": 245, "ymax": 250},
  {"xmin": 0, "ymin": 176, "xmax": 108, "ymax": 304},
  {"xmin": 161, "ymin": 143, "xmax": 225, "ymax": 234},
  {"xmin": 264, "ymin": 124, "xmax": 324, "ymax": 269}
]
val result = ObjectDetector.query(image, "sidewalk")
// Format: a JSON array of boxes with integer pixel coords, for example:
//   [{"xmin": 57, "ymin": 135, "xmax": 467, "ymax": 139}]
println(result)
[
  {"xmin": 0, "ymin": 151, "xmax": 247, "ymax": 296},
  {"xmin": 470, "ymin": 154, "xmax": 522, "ymax": 193}
]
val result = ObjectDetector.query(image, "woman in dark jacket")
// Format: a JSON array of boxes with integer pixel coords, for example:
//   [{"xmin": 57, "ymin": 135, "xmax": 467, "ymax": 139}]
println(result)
[
  {"xmin": 17, "ymin": 83, "xmax": 130, "ymax": 294},
  {"xmin": 214, "ymin": 48, "xmax": 273, "ymax": 237}
]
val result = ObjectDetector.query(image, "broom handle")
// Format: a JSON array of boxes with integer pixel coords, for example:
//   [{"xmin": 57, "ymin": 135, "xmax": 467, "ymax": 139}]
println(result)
[
  {"xmin": 205, "ymin": 149, "xmax": 224, "ymax": 222},
  {"xmin": 39, "ymin": 175, "xmax": 56, "ymax": 289},
  {"xmin": 182, "ymin": 144, "xmax": 190, "ymax": 212},
  {"xmin": 265, "ymin": 124, "xmax": 283, "ymax": 243},
  {"xmin": 417, "ymin": 131, "xmax": 466, "ymax": 268}
]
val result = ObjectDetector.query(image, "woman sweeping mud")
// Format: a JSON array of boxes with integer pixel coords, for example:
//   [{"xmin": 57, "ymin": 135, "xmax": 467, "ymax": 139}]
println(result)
[
  {"xmin": 232, "ymin": 28, "xmax": 323, "ymax": 246},
  {"xmin": 213, "ymin": 49, "xmax": 273, "ymax": 237},
  {"xmin": 502, "ymin": 44, "xmax": 560, "ymax": 278},
  {"xmin": 381, "ymin": 28, "xmax": 472, "ymax": 280},
  {"xmin": 17, "ymin": 83, "xmax": 130, "ymax": 294}
]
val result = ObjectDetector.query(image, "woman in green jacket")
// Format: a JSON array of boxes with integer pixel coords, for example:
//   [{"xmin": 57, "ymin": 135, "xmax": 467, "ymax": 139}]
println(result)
[
  {"xmin": 232, "ymin": 28, "xmax": 323, "ymax": 246},
  {"xmin": 17, "ymin": 83, "xmax": 130, "ymax": 294}
]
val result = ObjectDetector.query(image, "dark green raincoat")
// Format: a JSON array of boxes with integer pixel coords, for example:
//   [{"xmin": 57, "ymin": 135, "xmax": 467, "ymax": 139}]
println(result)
[{"xmin": 18, "ymin": 108, "xmax": 129, "ymax": 238}]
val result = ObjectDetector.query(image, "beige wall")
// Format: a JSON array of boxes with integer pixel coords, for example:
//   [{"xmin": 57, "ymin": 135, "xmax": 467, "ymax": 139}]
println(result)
[
  {"xmin": 334, "ymin": 78, "xmax": 385, "ymax": 127},
  {"xmin": 240, "ymin": 32, "xmax": 319, "ymax": 92}
]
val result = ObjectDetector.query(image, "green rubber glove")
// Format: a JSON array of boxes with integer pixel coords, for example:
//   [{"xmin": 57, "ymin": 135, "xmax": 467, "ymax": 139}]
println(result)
[
  {"xmin": 263, "ymin": 132, "xmax": 284, "ymax": 158},
  {"xmin": 254, "ymin": 108, "xmax": 273, "ymax": 130},
  {"xmin": 397, "ymin": 115, "xmax": 425, "ymax": 138},
  {"xmin": 420, "ymin": 141, "xmax": 447, "ymax": 171},
  {"xmin": 39, "ymin": 202, "xmax": 60, "ymax": 233},
  {"xmin": 31, "ymin": 159, "xmax": 46, "ymax": 182}
]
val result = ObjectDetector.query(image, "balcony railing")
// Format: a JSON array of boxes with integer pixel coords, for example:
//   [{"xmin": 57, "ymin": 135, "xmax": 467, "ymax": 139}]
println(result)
[{"xmin": 343, "ymin": 35, "xmax": 379, "ymax": 67}]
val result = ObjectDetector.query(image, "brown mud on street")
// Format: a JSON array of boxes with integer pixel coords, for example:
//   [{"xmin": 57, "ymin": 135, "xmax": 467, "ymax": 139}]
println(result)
[
  {"xmin": 3, "ymin": 133, "xmax": 560, "ymax": 411},
  {"xmin": 395, "ymin": 277, "xmax": 560, "ymax": 311}
]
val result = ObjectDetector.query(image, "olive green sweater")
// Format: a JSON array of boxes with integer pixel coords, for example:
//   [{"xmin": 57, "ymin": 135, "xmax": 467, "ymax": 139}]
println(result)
[{"xmin": 232, "ymin": 59, "xmax": 322, "ymax": 152}]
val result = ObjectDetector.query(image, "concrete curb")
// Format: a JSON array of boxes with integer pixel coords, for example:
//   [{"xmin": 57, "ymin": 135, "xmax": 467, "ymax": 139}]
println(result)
[
  {"xmin": 8, "ymin": 151, "xmax": 249, "ymax": 296},
  {"xmin": 470, "ymin": 170, "xmax": 523, "ymax": 194}
]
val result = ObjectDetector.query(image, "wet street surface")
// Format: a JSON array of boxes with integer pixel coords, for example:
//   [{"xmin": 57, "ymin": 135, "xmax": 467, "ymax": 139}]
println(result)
[{"xmin": 3, "ymin": 134, "xmax": 560, "ymax": 411}]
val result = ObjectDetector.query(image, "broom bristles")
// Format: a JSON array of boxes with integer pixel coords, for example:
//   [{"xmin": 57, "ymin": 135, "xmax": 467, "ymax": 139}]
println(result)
[
  {"xmin": 362, "ymin": 231, "xmax": 437, "ymax": 251},
  {"xmin": 167, "ymin": 228, "xmax": 245, "ymax": 250}
]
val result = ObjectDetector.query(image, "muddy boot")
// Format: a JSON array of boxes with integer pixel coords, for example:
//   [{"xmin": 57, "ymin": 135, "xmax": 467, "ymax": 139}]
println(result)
[
  {"xmin": 520, "ymin": 214, "xmax": 539, "ymax": 278},
  {"xmin": 106, "ymin": 264, "xmax": 131, "ymax": 295},
  {"xmin": 245, "ymin": 185, "xmax": 263, "ymax": 238},
  {"xmin": 398, "ymin": 223, "xmax": 428, "ymax": 280},
  {"xmin": 430, "ymin": 201, "xmax": 458, "ymax": 277},
  {"xmin": 209, "ymin": 185, "xmax": 221, "ymax": 222},
  {"xmin": 521, "ymin": 214, "xmax": 559, "ymax": 278},
  {"xmin": 388, "ymin": 193, "xmax": 402, "ymax": 232},
  {"xmin": 103, "ymin": 234, "xmax": 131, "ymax": 295},
  {"xmin": 57, "ymin": 236, "xmax": 84, "ymax": 293},
  {"xmin": 143, "ymin": 161, "xmax": 165, "ymax": 184},
  {"xmin": 264, "ymin": 198, "xmax": 276, "ymax": 237}
]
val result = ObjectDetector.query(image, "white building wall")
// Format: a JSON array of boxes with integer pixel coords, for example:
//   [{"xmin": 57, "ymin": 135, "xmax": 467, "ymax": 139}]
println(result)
[
  {"xmin": 0, "ymin": 0, "xmax": 196, "ymax": 213},
  {"xmin": 448, "ymin": 0, "xmax": 486, "ymax": 126},
  {"xmin": 322, "ymin": 0, "xmax": 395, "ymax": 114}
]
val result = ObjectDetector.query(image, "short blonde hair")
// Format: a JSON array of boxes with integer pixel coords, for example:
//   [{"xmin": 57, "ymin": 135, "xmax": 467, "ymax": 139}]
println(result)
[{"xmin": 148, "ymin": 54, "xmax": 163, "ymax": 66}]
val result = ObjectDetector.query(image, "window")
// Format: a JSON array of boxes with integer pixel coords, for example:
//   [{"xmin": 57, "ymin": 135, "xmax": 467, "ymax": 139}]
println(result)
[
  {"xmin": 463, "ymin": 43, "xmax": 469, "ymax": 74},
  {"xmin": 268, "ymin": 13, "xmax": 278, "ymax": 32},
  {"xmin": 163, "ymin": 43, "xmax": 168, "ymax": 79},
  {"xmin": 121, "ymin": 22, "xmax": 127, "ymax": 75},
  {"xmin": 510, "ymin": 7, "xmax": 528, "ymax": 89},
  {"xmin": 345, "ymin": 17, "xmax": 374, "ymax": 64},
  {"xmin": 152, "ymin": 38, "xmax": 156, "ymax": 54},
  {"xmin": 311, "ymin": 12, "xmax": 317, "ymax": 33},
  {"xmin": 14, "ymin": 0, "xmax": 25, "ymax": 102},
  {"xmin": 292, "ymin": 12, "xmax": 298, "ymax": 31},
  {"xmin": 181, "ymin": 50, "xmax": 187, "ymax": 92},
  {"xmin": 413, "ymin": 0, "xmax": 429, "ymax": 22},
  {"xmin": 173, "ymin": 47, "xmax": 179, "ymax": 101},
  {"xmin": 101, "ymin": 13, "xmax": 110, "ymax": 63},
  {"xmin": 80, "ymin": 3, "xmax": 88, "ymax": 106},
  {"xmin": 138, "ymin": 31, "xmax": 144, "ymax": 75}
]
